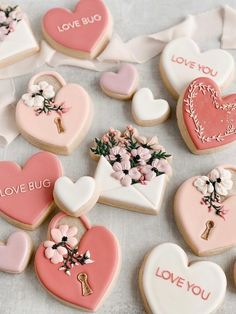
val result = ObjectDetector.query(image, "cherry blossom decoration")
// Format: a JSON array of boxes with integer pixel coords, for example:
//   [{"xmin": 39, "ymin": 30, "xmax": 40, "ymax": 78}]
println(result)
[
  {"xmin": 0, "ymin": 5, "xmax": 22, "ymax": 41},
  {"xmin": 44, "ymin": 224, "xmax": 94, "ymax": 276},
  {"xmin": 91, "ymin": 126, "xmax": 172, "ymax": 186},
  {"xmin": 193, "ymin": 167, "xmax": 233, "ymax": 219}
]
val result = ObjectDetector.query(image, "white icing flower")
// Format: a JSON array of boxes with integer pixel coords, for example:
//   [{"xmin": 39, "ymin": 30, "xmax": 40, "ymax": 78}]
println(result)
[
  {"xmin": 22, "ymin": 92, "xmax": 44, "ymax": 108},
  {"xmin": 30, "ymin": 81, "xmax": 55, "ymax": 99},
  {"xmin": 208, "ymin": 167, "xmax": 233, "ymax": 196},
  {"xmin": 193, "ymin": 176, "xmax": 214, "ymax": 195}
]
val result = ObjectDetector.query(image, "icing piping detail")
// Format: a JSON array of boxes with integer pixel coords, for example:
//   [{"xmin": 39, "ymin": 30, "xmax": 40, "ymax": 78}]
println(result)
[
  {"xmin": 184, "ymin": 81, "xmax": 236, "ymax": 143},
  {"xmin": 0, "ymin": 5, "xmax": 22, "ymax": 41}
]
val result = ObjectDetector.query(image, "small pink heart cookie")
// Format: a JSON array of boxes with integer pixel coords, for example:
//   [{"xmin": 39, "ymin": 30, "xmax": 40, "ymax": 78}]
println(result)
[
  {"xmin": 100, "ymin": 64, "xmax": 139, "ymax": 100},
  {"xmin": 35, "ymin": 212, "xmax": 120, "ymax": 311},
  {"xmin": 177, "ymin": 77, "xmax": 236, "ymax": 154},
  {"xmin": 42, "ymin": 0, "xmax": 113, "ymax": 59},
  {"xmin": 16, "ymin": 71, "xmax": 93, "ymax": 155},
  {"xmin": 0, "ymin": 152, "xmax": 62, "ymax": 230},
  {"xmin": 174, "ymin": 165, "xmax": 236, "ymax": 256},
  {"xmin": 0, "ymin": 231, "xmax": 32, "ymax": 273}
]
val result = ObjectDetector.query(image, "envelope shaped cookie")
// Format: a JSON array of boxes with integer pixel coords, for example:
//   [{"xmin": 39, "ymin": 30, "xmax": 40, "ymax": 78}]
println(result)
[
  {"xmin": 91, "ymin": 126, "xmax": 172, "ymax": 214},
  {"xmin": 174, "ymin": 165, "xmax": 236, "ymax": 256},
  {"xmin": 0, "ymin": 4, "xmax": 39, "ymax": 67},
  {"xmin": 35, "ymin": 212, "xmax": 120, "ymax": 311}
]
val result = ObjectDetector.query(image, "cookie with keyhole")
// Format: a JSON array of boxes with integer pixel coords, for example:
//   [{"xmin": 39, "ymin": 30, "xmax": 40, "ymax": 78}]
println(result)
[
  {"xmin": 34, "ymin": 212, "xmax": 120, "ymax": 311},
  {"xmin": 174, "ymin": 165, "xmax": 236, "ymax": 256}
]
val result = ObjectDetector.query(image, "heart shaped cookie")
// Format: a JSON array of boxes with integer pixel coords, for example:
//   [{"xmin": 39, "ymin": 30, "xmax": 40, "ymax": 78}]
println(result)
[
  {"xmin": 0, "ymin": 152, "xmax": 62, "ymax": 230},
  {"xmin": 139, "ymin": 243, "xmax": 226, "ymax": 314},
  {"xmin": 16, "ymin": 71, "xmax": 92, "ymax": 155},
  {"xmin": 160, "ymin": 37, "xmax": 234, "ymax": 98},
  {"xmin": 53, "ymin": 176, "xmax": 99, "ymax": 217},
  {"xmin": 42, "ymin": 0, "xmax": 113, "ymax": 59},
  {"xmin": 132, "ymin": 88, "xmax": 170, "ymax": 126},
  {"xmin": 177, "ymin": 77, "xmax": 236, "ymax": 154},
  {"xmin": 174, "ymin": 165, "xmax": 236, "ymax": 256},
  {"xmin": 0, "ymin": 231, "xmax": 32, "ymax": 273},
  {"xmin": 35, "ymin": 212, "xmax": 120, "ymax": 311},
  {"xmin": 100, "ymin": 64, "xmax": 139, "ymax": 100}
]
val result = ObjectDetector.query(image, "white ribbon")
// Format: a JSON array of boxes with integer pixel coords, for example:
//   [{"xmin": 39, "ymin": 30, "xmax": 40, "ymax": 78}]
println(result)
[{"xmin": 1, "ymin": 5, "xmax": 236, "ymax": 146}]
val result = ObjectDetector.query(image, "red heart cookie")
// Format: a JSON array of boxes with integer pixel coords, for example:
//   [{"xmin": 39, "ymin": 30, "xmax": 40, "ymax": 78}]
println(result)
[
  {"xmin": 16, "ymin": 71, "xmax": 92, "ymax": 155},
  {"xmin": 42, "ymin": 0, "xmax": 112, "ymax": 59},
  {"xmin": 177, "ymin": 77, "xmax": 236, "ymax": 154},
  {"xmin": 35, "ymin": 213, "xmax": 120, "ymax": 311},
  {"xmin": 174, "ymin": 165, "xmax": 236, "ymax": 256},
  {"xmin": 0, "ymin": 152, "xmax": 62, "ymax": 230}
]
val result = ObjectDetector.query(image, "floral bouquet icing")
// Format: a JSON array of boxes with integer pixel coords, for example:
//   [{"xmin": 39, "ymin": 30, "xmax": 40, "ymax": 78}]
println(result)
[
  {"xmin": 91, "ymin": 126, "xmax": 172, "ymax": 187},
  {"xmin": 0, "ymin": 4, "xmax": 22, "ymax": 41}
]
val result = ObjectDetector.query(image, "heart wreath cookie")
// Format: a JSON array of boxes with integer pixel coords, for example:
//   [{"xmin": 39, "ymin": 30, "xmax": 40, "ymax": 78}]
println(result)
[
  {"xmin": 0, "ymin": 152, "xmax": 62, "ymax": 230},
  {"xmin": 90, "ymin": 126, "xmax": 172, "ymax": 215},
  {"xmin": 35, "ymin": 212, "xmax": 120, "ymax": 311},
  {"xmin": 160, "ymin": 37, "xmax": 234, "ymax": 98},
  {"xmin": 174, "ymin": 165, "xmax": 236, "ymax": 256},
  {"xmin": 16, "ymin": 71, "xmax": 93, "ymax": 155},
  {"xmin": 42, "ymin": 0, "xmax": 113, "ymax": 59},
  {"xmin": 177, "ymin": 77, "xmax": 236, "ymax": 154},
  {"xmin": 139, "ymin": 243, "xmax": 227, "ymax": 314}
]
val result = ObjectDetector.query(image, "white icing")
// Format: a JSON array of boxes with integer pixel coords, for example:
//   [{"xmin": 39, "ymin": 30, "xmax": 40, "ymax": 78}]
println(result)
[
  {"xmin": 94, "ymin": 156, "xmax": 168, "ymax": 214},
  {"xmin": 0, "ymin": 18, "xmax": 38, "ymax": 63},
  {"xmin": 161, "ymin": 37, "xmax": 234, "ymax": 95},
  {"xmin": 141, "ymin": 243, "xmax": 227, "ymax": 314},
  {"xmin": 53, "ymin": 176, "xmax": 96, "ymax": 214},
  {"xmin": 132, "ymin": 88, "xmax": 170, "ymax": 124}
]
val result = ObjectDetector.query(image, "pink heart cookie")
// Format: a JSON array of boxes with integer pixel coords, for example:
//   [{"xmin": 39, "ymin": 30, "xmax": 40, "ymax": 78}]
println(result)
[
  {"xmin": 0, "ymin": 231, "xmax": 32, "ymax": 273},
  {"xmin": 177, "ymin": 77, "xmax": 236, "ymax": 154},
  {"xmin": 16, "ymin": 71, "xmax": 93, "ymax": 155},
  {"xmin": 42, "ymin": 0, "xmax": 113, "ymax": 59},
  {"xmin": 35, "ymin": 212, "xmax": 120, "ymax": 311},
  {"xmin": 0, "ymin": 152, "xmax": 62, "ymax": 230},
  {"xmin": 100, "ymin": 64, "xmax": 139, "ymax": 100},
  {"xmin": 174, "ymin": 165, "xmax": 236, "ymax": 256}
]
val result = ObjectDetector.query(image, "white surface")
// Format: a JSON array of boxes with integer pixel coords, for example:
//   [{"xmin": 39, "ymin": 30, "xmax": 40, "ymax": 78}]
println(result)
[{"xmin": 0, "ymin": 1, "xmax": 236, "ymax": 314}]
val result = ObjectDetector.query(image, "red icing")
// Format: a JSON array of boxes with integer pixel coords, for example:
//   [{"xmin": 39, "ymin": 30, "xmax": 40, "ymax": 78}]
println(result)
[
  {"xmin": 35, "ymin": 213, "xmax": 120, "ymax": 311},
  {"xmin": 182, "ymin": 77, "xmax": 236, "ymax": 151},
  {"xmin": 0, "ymin": 152, "xmax": 62, "ymax": 227},
  {"xmin": 43, "ymin": 0, "xmax": 110, "ymax": 53}
]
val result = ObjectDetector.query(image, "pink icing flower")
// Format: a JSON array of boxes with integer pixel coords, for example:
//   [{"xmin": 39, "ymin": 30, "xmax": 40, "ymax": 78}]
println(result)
[
  {"xmin": 136, "ymin": 135, "xmax": 164, "ymax": 151},
  {"xmin": 51, "ymin": 224, "xmax": 78, "ymax": 247},
  {"xmin": 0, "ymin": 26, "xmax": 8, "ymax": 41},
  {"xmin": 141, "ymin": 159, "xmax": 171, "ymax": 181},
  {"xmin": 112, "ymin": 160, "xmax": 141, "ymax": 186},
  {"xmin": 108, "ymin": 146, "xmax": 129, "ymax": 162},
  {"xmin": 44, "ymin": 240, "xmax": 67, "ymax": 264},
  {"xmin": 131, "ymin": 147, "xmax": 151, "ymax": 165},
  {"xmin": 0, "ymin": 11, "xmax": 6, "ymax": 23},
  {"xmin": 102, "ymin": 134, "xmax": 109, "ymax": 143}
]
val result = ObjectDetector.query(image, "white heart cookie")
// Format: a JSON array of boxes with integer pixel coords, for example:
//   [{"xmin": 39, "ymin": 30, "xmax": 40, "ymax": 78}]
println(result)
[
  {"xmin": 139, "ymin": 243, "xmax": 226, "ymax": 314},
  {"xmin": 160, "ymin": 37, "xmax": 235, "ymax": 98},
  {"xmin": 132, "ymin": 88, "xmax": 170, "ymax": 126},
  {"xmin": 53, "ymin": 176, "xmax": 99, "ymax": 216}
]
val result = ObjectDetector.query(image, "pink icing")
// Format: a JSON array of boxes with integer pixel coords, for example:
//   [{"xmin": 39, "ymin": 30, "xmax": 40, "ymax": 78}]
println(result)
[
  {"xmin": 0, "ymin": 231, "xmax": 31, "ymax": 273},
  {"xmin": 0, "ymin": 152, "xmax": 62, "ymax": 227},
  {"xmin": 35, "ymin": 213, "xmax": 120, "ymax": 311},
  {"xmin": 42, "ymin": 0, "xmax": 110, "ymax": 53},
  {"xmin": 100, "ymin": 64, "xmax": 138, "ymax": 95},
  {"xmin": 182, "ymin": 77, "xmax": 236, "ymax": 151},
  {"xmin": 16, "ymin": 71, "xmax": 92, "ymax": 151},
  {"xmin": 174, "ymin": 165, "xmax": 236, "ymax": 255}
]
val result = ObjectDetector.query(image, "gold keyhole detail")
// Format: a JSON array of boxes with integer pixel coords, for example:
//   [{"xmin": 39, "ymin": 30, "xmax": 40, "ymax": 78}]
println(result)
[
  {"xmin": 201, "ymin": 220, "xmax": 215, "ymax": 241},
  {"xmin": 54, "ymin": 117, "xmax": 65, "ymax": 134},
  {"xmin": 77, "ymin": 272, "xmax": 93, "ymax": 296}
]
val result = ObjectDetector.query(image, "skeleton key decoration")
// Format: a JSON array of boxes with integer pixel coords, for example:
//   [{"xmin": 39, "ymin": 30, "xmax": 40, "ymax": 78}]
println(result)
[
  {"xmin": 77, "ymin": 272, "xmax": 93, "ymax": 296},
  {"xmin": 201, "ymin": 220, "xmax": 215, "ymax": 240}
]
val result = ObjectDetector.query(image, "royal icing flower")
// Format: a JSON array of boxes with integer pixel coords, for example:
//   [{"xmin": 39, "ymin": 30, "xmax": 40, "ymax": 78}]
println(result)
[
  {"xmin": 22, "ymin": 92, "xmax": 44, "ymax": 108},
  {"xmin": 0, "ymin": 26, "xmax": 8, "ymax": 41},
  {"xmin": 136, "ymin": 135, "xmax": 164, "ymax": 151},
  {"xmin": 31, "ymin": 81, "xmax": 55, "ymax": 99},
  {"xmin": 141, "ymin": 159, "xmax": 171, "ymax": 181},
  {"xmin": 0, "ymin": 11, "xmax": 6, "ymax": 23},
  {"xmin": 112, "ymin": 160, "xmax": 141, "ymax": 186},
  {"xmin": 131, "ymin": 147, "xmax": 151, "ymax": 165},
  {"xmin": 44, "ymin": 240, "xmax": 67, "ymax": 264},
  {"xmin": 51, "ymin": 225, "xmax": 78, "ymax": 247},
  {"xmin": 208, "ymin": 168, "xmax": 233, "ymax": 196},
  {"xmin": 108, "ymin": 146, "xmax": 130, "ymax": 162},
  {"xmin": 193, "ymin": 176, "xmax": 214, "ymax": 195},
  {"xmin": 0, "ymin": 5, "xmax": 22, "ymax": 41}
]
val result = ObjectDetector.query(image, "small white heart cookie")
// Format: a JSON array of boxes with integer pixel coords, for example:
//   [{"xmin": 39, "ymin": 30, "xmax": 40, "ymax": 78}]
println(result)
[
  {"xmin": 53, "ymin": 176, "xmax": 99, "ymax": 217},
  {"xmin": 160, "ymin": 37, "xmax": 235, "ymax": 98},
  {"xmin": 132, "ymin": 88, "xmax": 170, "ymax": 126},
  {"xmin": 139, "ymin": 243, "xmax": 226, "ymax": 314}
]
